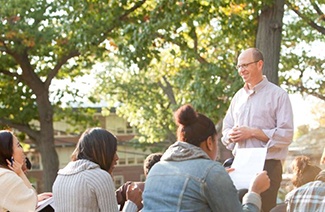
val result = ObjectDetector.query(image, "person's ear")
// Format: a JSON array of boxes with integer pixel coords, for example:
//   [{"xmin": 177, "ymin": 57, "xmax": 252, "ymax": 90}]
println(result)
[
  {"xmin": 206, "ymin": 136, "xmax": 214, "ymax": 151},
  {"xmin": 257, "ymin": 60, "xmax": 264, "ymax": 69}
]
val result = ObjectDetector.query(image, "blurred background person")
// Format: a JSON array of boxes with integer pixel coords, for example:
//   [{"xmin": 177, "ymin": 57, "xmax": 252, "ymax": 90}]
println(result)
[
  {"xmin": 116, "ymin": 152, "xmax": 162, "ymax": 211},
  {"xmin": 271, "ymin": 155, "xmax": 321, "ymax": 212},
  {"xmin": 285, "ymin": 164, "xmax": 325, "ymax": 211},
  {"xmin": 0, "ymin": 130, "xmax": 37, "ymax": 212},
  {"xmin": 291, "ymin": 155, "xmax": 321, "ymax": 188}
]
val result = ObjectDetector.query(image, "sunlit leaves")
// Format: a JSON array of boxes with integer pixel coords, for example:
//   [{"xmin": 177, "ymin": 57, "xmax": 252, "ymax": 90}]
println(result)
[
  {"xmin": 0, "ymin": 74, "xmax": 38, "ymax": 125},
  {"xmin": 94, "ymin": 0, "xmax": 259, "ymax": 143},
  {"xmin": 282, "ymin": 0, "xmax": 325, "ymax": 100},
  {"xmin": 0, "ymin": 0, "xmax": 150, "ymax": 128}
]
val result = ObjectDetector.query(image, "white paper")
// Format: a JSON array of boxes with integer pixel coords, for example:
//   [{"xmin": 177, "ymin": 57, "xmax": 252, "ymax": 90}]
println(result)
[
  {"xmin": 36, "ymin": 196, "xmax": 55, "ymax": 211},
  {"xmin": 229, "ymin": 148, "xmax": 267, "ymax": 190}
]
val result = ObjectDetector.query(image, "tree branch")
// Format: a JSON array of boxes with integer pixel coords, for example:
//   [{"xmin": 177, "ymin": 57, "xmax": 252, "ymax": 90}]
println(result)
[
  {"xmin": 0, "ymin": 68, "xmax": 22, "ymax": 80},
  {"xmin": 286, "ymin": 0, "xmax": 325, "ymax": 34},
  {"xmin": 310, "ymin": 92, "xmax": 325, "ymax": 101},
  {"xmin": 0, "ymin": 118, "xmax": 40, "ymax": 142},
  {"xmin": 311, "ymin": 1, "xmax": 325, "ymax": 21},
  {"xmin": 100, "ymin": 0, "xmax": 147, "ymax": 44},
  {"xmin": 119, "ymin": 0, "xmax": 147, "ymax": 21},
  {"xmin": 44, "ymin": 50, "xmax": 80, "ymax": 88},
  {"xmin": 155, "ymin": 30, "xmax": 208, "ymax": 65},
  {"xmin": 12, "ymin": 50, "xmax": 48, "ymax": 97},
  {"xmin": 190, "ymin": 25, "xmax": 208, "ymax": 64},
  {"xmin": 0, "ymin": 39, "xmax": 10, "ymax": 53},
  {"xmin": 157, "ymin": 76, "xmax": 177, "ymax": 105}
]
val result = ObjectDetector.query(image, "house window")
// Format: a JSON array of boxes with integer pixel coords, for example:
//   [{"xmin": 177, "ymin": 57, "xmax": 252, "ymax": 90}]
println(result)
[
  {"xmin": 137, "ymin": 157, "xmax": 144, "ymax": 165},
  {"xmin": 126, "ymin": 122, "xmax": 133, "ymax": 134},
  {"xmin": 30, "ymin": 154, "xmax": 41, "ymax": 170},
  {"xmin": 118, "ymin": 158, "xmax": 126, "ymax": 166},
  {"xmin": 117, "ymin": 128, "xmax": 124, "ymax": 134},
  {"xmin": 128, "ymin": 158, "xmax": 135, "ymax": 165},
  {"xmin": 114, "ymin": 175, "xmax": 124, "ymax": 189}
]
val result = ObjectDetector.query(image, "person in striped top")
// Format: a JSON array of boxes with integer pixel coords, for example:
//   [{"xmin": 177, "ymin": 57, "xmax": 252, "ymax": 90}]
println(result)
[{"xmin": 53, "ymin": 127, "xmax": 142, "ymax": 212}]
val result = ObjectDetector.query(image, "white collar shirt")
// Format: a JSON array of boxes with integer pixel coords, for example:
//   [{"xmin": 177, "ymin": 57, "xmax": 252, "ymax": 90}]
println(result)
[{"xmin": 222, "ymin": 76, "xmax": 294, "ymax": 160}]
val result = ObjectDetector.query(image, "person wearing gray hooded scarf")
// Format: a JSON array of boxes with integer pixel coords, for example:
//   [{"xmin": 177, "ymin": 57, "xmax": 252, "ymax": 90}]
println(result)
[{"xmin": 142, "ymin": 104, "xmax": 270, "ymax": 212}]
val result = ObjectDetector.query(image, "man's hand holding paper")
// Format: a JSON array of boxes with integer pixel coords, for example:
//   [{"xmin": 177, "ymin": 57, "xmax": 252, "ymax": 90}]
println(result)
[{"xmin": 228, "ymin": 148, "xmax": 267, "ymax": 190}]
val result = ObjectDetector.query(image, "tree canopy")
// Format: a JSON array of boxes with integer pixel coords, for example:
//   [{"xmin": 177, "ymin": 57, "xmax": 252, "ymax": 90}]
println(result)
[
  {"xmin": 93, "ymin": 1, "xmax": 265, "ymax": 143},
  {"xmin": 0, "ymin": 0, "xmax": 149, "ymax": 191},
  {"xmin": 1, "ymin": 0, "xmax": 324, "ymax": 190},
  {"xmin": 281, "ymin": 0, "xmax": 325, "ymax": 100},
  {"xmin": 94, "ymin": 0, "xmax": 325, "ymax": 143}
]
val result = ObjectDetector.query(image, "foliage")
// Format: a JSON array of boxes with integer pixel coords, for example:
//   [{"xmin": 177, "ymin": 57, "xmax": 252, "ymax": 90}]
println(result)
[
  {"xmin": 0, "ymin": 0, "xmax": 150, "ymax": 128},
  {"xmin": 281, "ymin": 0, "xmax": 325, "ymax": 100},
  {"xmin": 311, "ymin": 101, "xmax": 325, "ymax": 127},
  {"xmin": 2, "ymin": 0, "xmax": 323, "ymax": 189},
  {"xmin": 0, "ymin": 0, "xmax": 151, "ymax": 128},
  {"xmin": 93, "ymin": 0, "xmax": 325, "ymax": 144},
  {"xmin": 0, "ymin": 0, "xmax": 149, "ymax": 190},
  {"xmin": 94, "ymin": 1, "xmax": 264, "ymax": 143},
  {"xmin": 0, "ymin": 75, "xmax": 37, "ymax": 125},
  {"xmin": 294, "ymin": 124, "xmax": 310, "ymax": 140}
]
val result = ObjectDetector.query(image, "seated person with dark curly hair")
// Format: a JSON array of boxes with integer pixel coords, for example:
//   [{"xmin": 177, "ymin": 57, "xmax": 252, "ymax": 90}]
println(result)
[{"xmin": 116, "ymin": 152, "xmax": 162, "ymax": 211}]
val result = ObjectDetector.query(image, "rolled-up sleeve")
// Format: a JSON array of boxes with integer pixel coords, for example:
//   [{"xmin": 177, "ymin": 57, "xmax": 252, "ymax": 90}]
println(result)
[
  {"xmin": 263, "ymin": 92, "xmax": 294, "ymax": 149},
  {"xmin": 221, "ymin": 77, "xmax": 294, "ymax": 160}
]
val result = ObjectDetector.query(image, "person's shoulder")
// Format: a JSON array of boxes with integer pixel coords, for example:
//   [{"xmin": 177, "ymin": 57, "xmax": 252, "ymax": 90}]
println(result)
[
  {"xmin": 285, "ymin": 187, "xmax": 296, "ymax": 200},
  {"xmin": 266, "ymin": 81, "xmax": 288, "ymax": 93},
  {"xmin": 0, "ymin": 167, "xmax": 19, "ymax": 179},
  {"xmin": 232, "ymin": 87, "xmax": 246, "ymax": 99},
  {"xmin": 265, "ymin": 82, "xmax": 290, "ymax": 99},
  {"xmin": 304, "ymin": 180, "xmax": 325, "ymax": 188},
  {"xmin": 84, "ymin": 165, "xmax": 111, "ymax": 177},
  {"xmin": 0, "ymin": 168, "xmax": 23, "ymax": 190},
  {"xmin": 83, "ymin": 167, "xmax": 114, "ymax": 189},
  {"xmin": 187, "ymin": 157, "xmax": 222, "ymax": 166},
  {"xmin": 116, "ymin": 181, "xmax": 133, "ymax": 193},
  {"xmin": 235, "ymin": 87, "xmax": 245, "ymax": 94},
  {"xmin": 0, "ymin": 167, "xmax": 11, "ymax": 175},
  {"xmin": 205, "ymin": 161, "xmax": 233, "ymax": 182},
  {"xmin": 0, "ymin": 168, "xmax": 13, "ymax": 184},
  {"xmin": 204, "ymin": 160, "xmax": 228, "ymax": 173},
  {"xmin": 286, "ymin": 180, "xmax": 321, "ymax": 198}
]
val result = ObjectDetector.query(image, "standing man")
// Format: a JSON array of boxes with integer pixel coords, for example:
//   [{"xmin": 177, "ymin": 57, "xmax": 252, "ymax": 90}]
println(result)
[{"xmin": 221, "ymin": 48, "xmax": 294, "ymax": 212}]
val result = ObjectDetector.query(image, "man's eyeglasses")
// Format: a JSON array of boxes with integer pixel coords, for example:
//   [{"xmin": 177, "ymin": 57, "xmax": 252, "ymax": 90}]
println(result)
[{"xmin": 236, "ymin": 60, "xmax": 260, "ymax": 70}]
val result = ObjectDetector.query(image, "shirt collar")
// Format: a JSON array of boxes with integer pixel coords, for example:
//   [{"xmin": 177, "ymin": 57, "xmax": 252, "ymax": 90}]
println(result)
[{"xmin": 244, "ymin": 76, "xmax": 268, "ymax": 94}]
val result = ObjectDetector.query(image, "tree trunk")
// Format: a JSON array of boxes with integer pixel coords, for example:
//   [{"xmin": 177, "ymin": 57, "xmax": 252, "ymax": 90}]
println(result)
[
  {"xmin": 256, "ymin": 0, "xmax": 285, "ymax": 85},
  {"xmin": 37, "ymin": 95, "xmax": 59, "ymax": 192}
]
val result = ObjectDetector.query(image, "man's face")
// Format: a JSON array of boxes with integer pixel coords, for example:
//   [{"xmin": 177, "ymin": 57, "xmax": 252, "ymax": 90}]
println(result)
[{"xmin": 237, "ymin": 50, "xmax": 261, "ymax": 85}]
